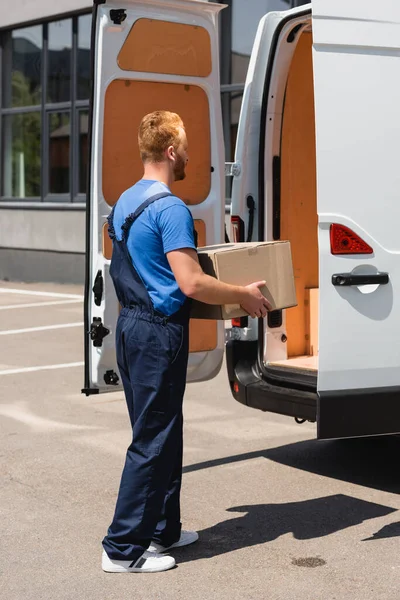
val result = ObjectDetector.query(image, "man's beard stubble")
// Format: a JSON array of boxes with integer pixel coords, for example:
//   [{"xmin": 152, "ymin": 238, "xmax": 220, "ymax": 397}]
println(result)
[{"xmin": 174, "ymin": 153, "xmax": 186, "ymax": 182}]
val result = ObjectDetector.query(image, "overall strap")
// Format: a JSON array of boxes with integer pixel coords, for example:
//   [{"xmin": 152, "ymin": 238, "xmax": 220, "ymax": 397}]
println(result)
[
  {"xmin": 121, "ymin": 192, "xmax": 174, "ymax": 240},
  {"xmin": 107, "ymin": 205, "xmax": 117, "ymax": 240}
]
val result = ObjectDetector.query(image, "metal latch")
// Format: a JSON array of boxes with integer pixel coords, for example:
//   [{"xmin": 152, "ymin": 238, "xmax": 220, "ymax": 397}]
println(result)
[
  {"xmin": 92, "ymin": 270, "xmax": 104, "ymax": 307},
  {"xmin": 225, "ymin": 162, "xmax": 241, "ymax": 177},
  {"xmin": 110, "ymin": 9, "xmax": 127, "ymax": 24},
  {"xmin": 104, "ymin": 370, "xmax": 119, "ymax": 386},
  {"xmin": 90, "ymin": 318, "xmax": 110, "ymax": 347}
]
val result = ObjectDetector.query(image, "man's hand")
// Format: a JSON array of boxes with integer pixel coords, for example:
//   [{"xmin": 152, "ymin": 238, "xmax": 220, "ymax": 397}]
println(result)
[{"xmin": 240, "ymin": 281, "xmax": 272, "ymax": 318}]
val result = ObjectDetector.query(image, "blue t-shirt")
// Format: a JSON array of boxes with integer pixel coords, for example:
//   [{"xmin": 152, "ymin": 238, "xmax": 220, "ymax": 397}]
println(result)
[{"xmin": 112, "ymin": 179, "xmax": 196, "ymax": 316}]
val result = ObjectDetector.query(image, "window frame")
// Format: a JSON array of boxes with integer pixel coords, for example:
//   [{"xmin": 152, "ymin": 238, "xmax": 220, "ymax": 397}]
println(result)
[{"xmin": 0, "ymin": 11, "xmax": 91, "ymax": 204}]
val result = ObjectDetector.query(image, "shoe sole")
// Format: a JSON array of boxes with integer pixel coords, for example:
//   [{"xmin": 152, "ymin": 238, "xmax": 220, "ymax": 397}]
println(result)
[
  {"xmin": 152, "ymin": 533, "xmax": 199, "ymax": 553},
  {"xmin": 102, "ymin": 562, "xmax": 175, "ymax": 573},
  {"xmin": 169, "ymin": 538, "xmax": 198, "ymax": 550}
]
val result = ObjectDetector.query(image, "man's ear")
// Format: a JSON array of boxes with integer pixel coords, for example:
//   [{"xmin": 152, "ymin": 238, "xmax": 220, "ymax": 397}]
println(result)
[{"xmin": 166, "ymin": 145, "xmax": 175, "ymax": 161}]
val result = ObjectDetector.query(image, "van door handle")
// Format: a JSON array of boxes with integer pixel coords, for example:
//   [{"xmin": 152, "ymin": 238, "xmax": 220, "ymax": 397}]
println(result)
[{"xmin": 332, "ymin": 272, "xmax": 389, "ymax": 286}]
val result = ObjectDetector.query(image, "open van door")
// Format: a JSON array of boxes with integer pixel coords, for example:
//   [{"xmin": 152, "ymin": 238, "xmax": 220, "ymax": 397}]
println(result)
[
  {"xmin": 228, "ymin": 7, "xmax": 318, "ymax": 421},
  {"xmin": 229, "ymin": 1, "xmax": 400, "ymax": 439},
  {"xmin": 83, "ymin": 0, "xmax": 226, "ymax": 395},
  {"xmin": 312, "ymin": 0, "xmax": 400, "ymax": 438}
]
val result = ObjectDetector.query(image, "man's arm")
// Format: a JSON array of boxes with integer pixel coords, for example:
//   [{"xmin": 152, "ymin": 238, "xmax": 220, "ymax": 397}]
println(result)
[{"xmin": 167, "ymin": 248, "xmax": 271, "ymax": 319}]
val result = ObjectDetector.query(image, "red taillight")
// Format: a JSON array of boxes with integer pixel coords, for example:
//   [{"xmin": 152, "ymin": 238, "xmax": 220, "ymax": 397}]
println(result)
[
  {"xmin": 231, "ymin": 215, "xmax": 244, "ymax": 243},
  {"xmin": 330, "ymin": 224, "xmax": 373, "ymax": 255},
  {"xmin": 233, "ymin": 381, "xmax": 239, "ymax": 394},
  {"xmin": 232, "ymin": 316, "xmax": 248, "ymax": 328}
]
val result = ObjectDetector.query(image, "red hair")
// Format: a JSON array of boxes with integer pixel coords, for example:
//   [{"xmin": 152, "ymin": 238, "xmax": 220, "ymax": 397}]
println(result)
[{"xmin": 138, "ymin": 111, "xmax": 184, "ymax": 163}]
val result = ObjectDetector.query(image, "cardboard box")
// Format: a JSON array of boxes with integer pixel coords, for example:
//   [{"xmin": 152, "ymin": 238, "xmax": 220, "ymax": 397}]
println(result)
[{"xmin": 190, "ymin": 241, "xmax": 297, "ymax": 320}]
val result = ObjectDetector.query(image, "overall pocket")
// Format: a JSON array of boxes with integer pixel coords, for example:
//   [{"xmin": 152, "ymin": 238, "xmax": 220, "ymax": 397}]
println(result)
[{"xmin": 167, "ymin": 322, "xmax": 184, "ymax": 365}]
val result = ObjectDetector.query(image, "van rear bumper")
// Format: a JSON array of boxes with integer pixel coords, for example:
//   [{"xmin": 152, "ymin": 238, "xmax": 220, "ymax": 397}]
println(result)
[
  {"xmin": 318, "ymin": 388, "xmax": 400, "ymax": 439},
  {"xmin": 226, "ymin": 339, "xmax": 400, "ymax": 439},
  {"xmin": 226, "ymin": 339, "xmax": 317, "ymax": 423}
]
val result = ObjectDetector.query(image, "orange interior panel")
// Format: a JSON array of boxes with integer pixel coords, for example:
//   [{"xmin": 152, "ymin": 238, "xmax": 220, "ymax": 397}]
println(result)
[
  {"xmin": 102, "ymin": 223, "xmax": 113, "ymax": 260},
  {"xmin": 193, "ymin": 219, "xmax": 205, "ymax": 248},
  {"xmin": 270, "ymin": 355, "xmax": 318, "ymax": 371},
  {"xmin": 280, "ymin": 32, "xmax": 318, "ymax": 358},
  {"xmin": 118, "ymin": 19, "xmax": 211, "ymax": 78},
  {"xmin": 189, "ymin": 318, "xmax": 218, "ymax": 353},
  {"xmin": 103, "ymin": 80, "xmax": 211, "ymax": 206}
]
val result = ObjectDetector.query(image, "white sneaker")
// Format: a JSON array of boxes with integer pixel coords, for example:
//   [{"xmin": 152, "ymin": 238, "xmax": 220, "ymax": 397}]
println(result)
[
  {"xmin": 102, "ymin": 549, "xmax": 175, "ymax": 573},
  {"xmin": 148, "ymin": 530, "xmax": 199, "ymax": 553}
]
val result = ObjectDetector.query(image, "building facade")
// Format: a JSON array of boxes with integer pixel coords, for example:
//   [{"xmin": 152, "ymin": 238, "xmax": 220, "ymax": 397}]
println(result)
[{"xmin": 0, "ymin": 0, "xmax": 305, "ymax": 283}]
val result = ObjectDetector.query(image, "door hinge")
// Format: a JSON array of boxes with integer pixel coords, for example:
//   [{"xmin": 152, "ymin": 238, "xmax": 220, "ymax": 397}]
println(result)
[
  {"xmin": 104, "ymin": 370, "xmax": 120, "ymax": 386},
  {"xmin": 225, "ymin": 162, "xmax": 241, "ymax": 177},
  {"xmin": 90, "ymin": 317, "xmax": 110, "ymax": 348},
  {"xmin": 110, "ymin": 9, "xmax": 127, "ymax": 24},
  {"xmin": 92, "ymin": 270, "xmax": 104, "ymax": 307}
]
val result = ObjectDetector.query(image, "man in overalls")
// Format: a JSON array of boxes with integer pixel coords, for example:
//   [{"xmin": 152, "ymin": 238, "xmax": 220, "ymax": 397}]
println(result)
[{"xmin": 102, "ymin": 111, "xmax": 271, "ymax": 573}]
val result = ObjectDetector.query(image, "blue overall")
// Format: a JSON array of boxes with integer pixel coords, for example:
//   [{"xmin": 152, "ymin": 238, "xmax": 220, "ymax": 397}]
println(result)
[{"xmin": 102, "ymin": 192, "xmax": 192, "ymax": 562}]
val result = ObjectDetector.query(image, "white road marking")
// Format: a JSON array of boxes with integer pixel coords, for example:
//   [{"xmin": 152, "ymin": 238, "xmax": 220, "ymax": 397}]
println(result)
[
  {"xmin": 0, "ymin": 362, "xmax": 84, "ymax": 376},
  {"xmin": 0, "ymin": 322, "xmax": 84, "ymax": 336},
  {"xmin": 0, "ymin": 288, "xmax": 83, "ymax": 299},
  {"xmin": 0, "ymin": 299, "xmax": 82, "ymax": 311},
  {"xmin": 0, "ymin": 402, "xmax": 102, "ymax": 432}
]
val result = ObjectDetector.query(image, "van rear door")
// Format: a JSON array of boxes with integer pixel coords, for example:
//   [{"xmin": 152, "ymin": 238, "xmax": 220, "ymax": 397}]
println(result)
[
  {"xmin": 83, "ymin": 0, "xmax": 226, "ymax": 395},
  {"xmin": 312, "ymin": 0, "xmax": 400, "ymax": 437}
]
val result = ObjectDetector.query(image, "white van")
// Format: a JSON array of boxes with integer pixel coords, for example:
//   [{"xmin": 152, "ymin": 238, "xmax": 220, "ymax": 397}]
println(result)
[{"xmin": 84, "ymin": 0, "xmax": 400, "ymax": 440}]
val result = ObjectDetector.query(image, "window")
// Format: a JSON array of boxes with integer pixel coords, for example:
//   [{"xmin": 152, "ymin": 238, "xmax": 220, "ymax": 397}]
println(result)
[
  {"xmin": 48, "ymin": 112, "xmax": 71, "ymax": 194},
  {"xmin": 48, "ymin": 20, "xmax": 72, "ymax": 104},
  {"xmin": 232, "ymin": 0, "xmax": 291, "ymax": 81},
  {"xmin": 218, "ymin": 0, "xmax": 293, "ymax": 200},
  {"xmin": 78, "ymin": 110, "xmax": 89, "ymax": 193},
  {"xmin": 2, "ymin": 25, "xmax": 42, "ymax": 108},
  {"xmin": 77, "ymin": 15, "xmax": 91, "ymax": 101},
  {"xmin": 1, "ymin": 13, "xmax": 91, "ymax": 202},
  {"xmin": 2, "ymin": 113, "xmax": 41, "ymax": 197}
]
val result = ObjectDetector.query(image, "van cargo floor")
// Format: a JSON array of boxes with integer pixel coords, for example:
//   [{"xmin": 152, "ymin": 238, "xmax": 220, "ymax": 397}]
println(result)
[{"xmin": 269, "ymin": 355, "xmax": 318, "ymax": 372}]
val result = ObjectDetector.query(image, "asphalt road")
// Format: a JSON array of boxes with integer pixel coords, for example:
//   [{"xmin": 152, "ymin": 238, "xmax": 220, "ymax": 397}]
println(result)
[{"xmin": 0, "ymin": 282, "xmax": 398, "ymax": 600}]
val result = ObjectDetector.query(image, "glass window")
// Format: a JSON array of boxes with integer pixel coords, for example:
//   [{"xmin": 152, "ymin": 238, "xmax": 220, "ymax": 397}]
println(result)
[
  {"xmin": 77, "ymin": 15, "xmax": 92, "ymax": 100},
  {"xmin": 78, "ymin": 110, "xmax": 89, "ymax": 193},
  {"xmin": 231, "ymin": 0, "xmax": 290, "ymax": 82},
  {"xmin": 47, "ymin": 19, "xmax": 72, "ymax": 103},
  {"xmin": 1, "ymin": 14, "xmax": 91, "ymax": 202},
  {"xmin": 48, "ymin": 112, "xmax": 70, "ymax": 194},
  {"xmin": 2, "ymin": 113, "xmax": 41, "ymax": 197},
  {"xmin": 3, "ymin": 26, "xmax": 43, "ymax": 107}
]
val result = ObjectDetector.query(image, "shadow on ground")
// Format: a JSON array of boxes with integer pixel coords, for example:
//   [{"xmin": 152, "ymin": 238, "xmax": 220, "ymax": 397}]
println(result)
[
  {"xmin": 183, "ymin": 435, "xmax": 400, "ymax": 494},
  {"xmin": 174, "ymin": 494, "xmax": 396, "ymax": 563},
  {"xmin": 179, "ymin": 435, "xmax": 399, "ymax": 562},
  {"xmin": 363, "ymin": 521, "xmax": 400, "ymax": 541}
]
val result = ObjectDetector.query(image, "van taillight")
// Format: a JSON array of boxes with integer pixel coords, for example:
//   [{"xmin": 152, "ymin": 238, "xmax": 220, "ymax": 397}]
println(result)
[
  {"xmin": 231, "ymin": 215, "xmax": 244, "ymax": 243},
  {"xmin": 232, "ymin": 316, "xmax": 248, "ymax": 328},
  {"xmin": 330, "ymin": 224, "xmax": 373, "ymax": 255}
]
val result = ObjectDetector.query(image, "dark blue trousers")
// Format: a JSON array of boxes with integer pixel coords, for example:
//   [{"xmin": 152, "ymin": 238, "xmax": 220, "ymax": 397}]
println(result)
[{"xmin": 102, "ymin": 307, "xmax": 189, "ymax": 562}]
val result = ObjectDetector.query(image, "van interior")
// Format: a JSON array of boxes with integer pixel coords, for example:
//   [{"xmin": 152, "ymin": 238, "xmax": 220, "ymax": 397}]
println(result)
[{"xmin": 266, "ymin": 22, "xmax": 319, "ymax": 374}]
